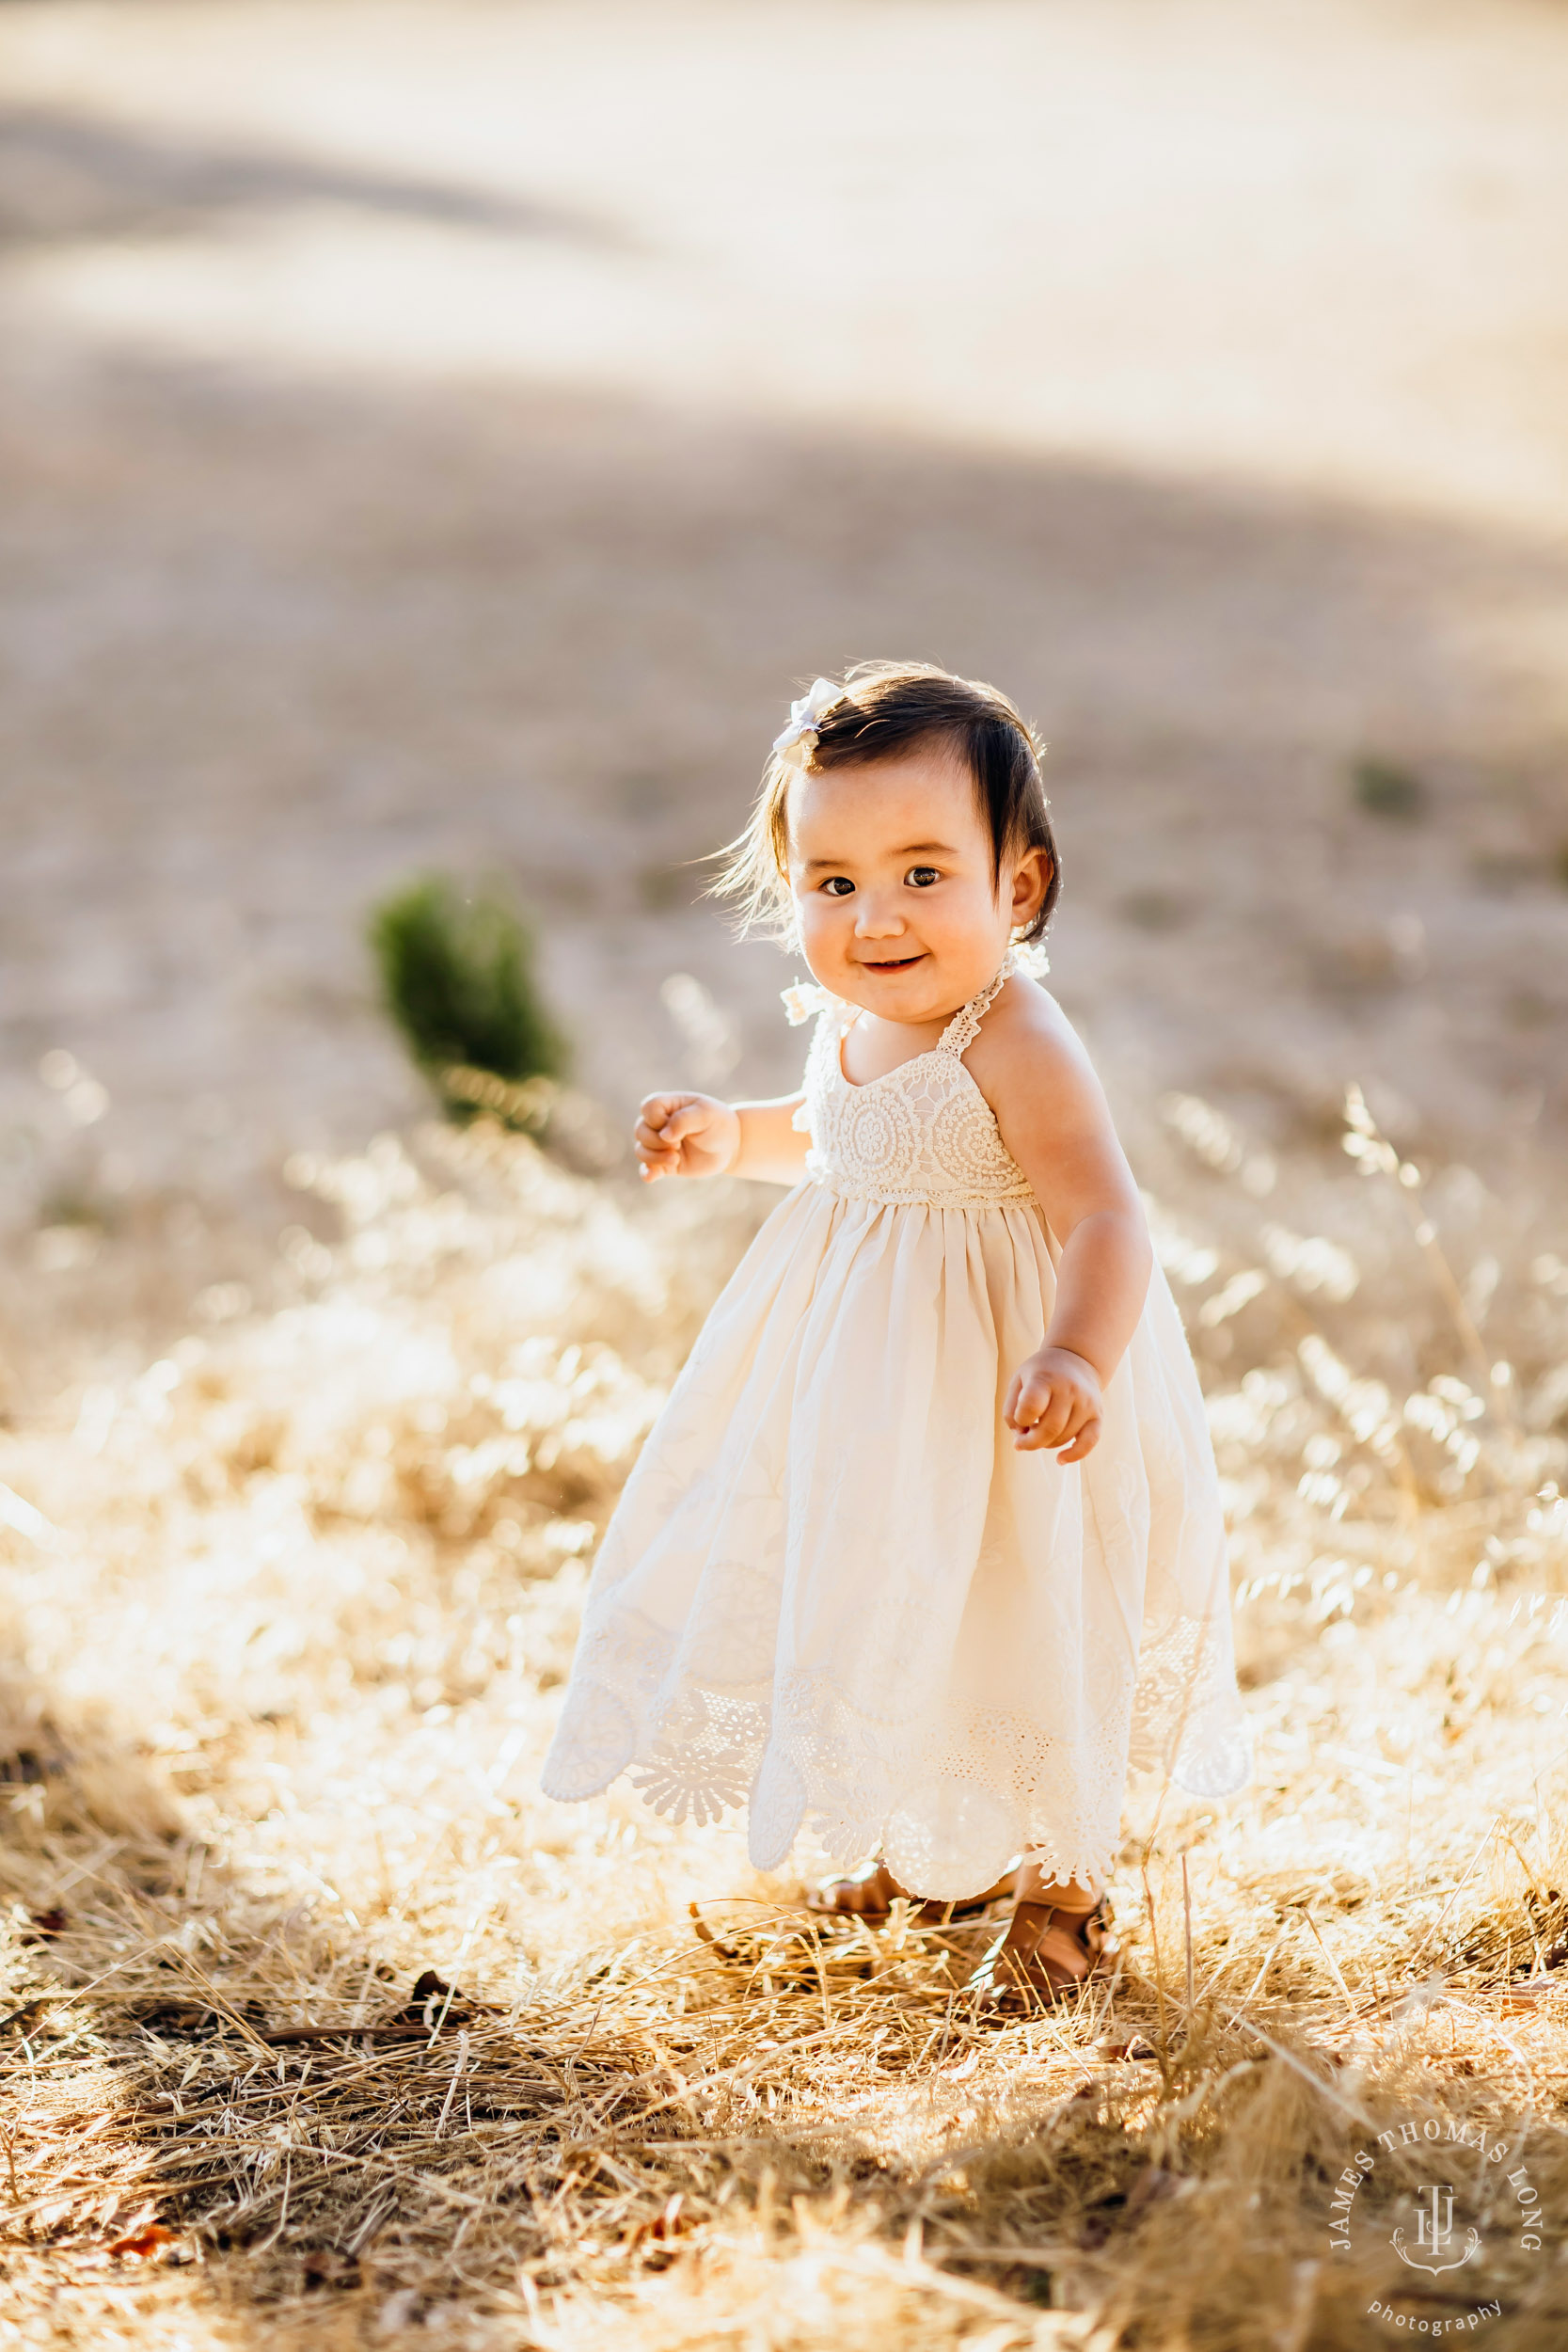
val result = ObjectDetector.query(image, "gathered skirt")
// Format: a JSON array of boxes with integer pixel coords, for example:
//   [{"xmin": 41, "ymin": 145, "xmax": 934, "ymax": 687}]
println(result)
[{"xmin": 541, "ymin": 1181, "xmax": 1251, "ymax": 1898}]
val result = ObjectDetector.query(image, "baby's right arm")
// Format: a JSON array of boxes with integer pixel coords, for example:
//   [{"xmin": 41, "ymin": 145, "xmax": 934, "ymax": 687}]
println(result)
[{"xmin": 634, "ymin": 1091, "xmax": 811, "ymax": 1185}]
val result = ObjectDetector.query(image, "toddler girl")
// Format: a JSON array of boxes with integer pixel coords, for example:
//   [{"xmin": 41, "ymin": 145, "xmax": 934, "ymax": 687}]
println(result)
[{"xmin": 542, "ymin": 662, "xmax": 1251, "ymax": 2005}]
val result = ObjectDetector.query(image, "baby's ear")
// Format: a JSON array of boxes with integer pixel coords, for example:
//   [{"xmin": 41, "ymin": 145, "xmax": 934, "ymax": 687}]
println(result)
[{"xmin": 1010, "ymin": 845, "xmax": 1052, "ymax": 923}]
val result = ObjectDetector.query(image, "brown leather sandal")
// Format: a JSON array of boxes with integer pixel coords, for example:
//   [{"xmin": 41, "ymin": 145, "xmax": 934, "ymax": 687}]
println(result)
[
  {"xmin": 968, "ymin": 1891, "xmax": 1116, "ymax": 2012},
  {"xmin": 806, "ymin": 1858, "xmax": 1019, "ymax": 1927}
]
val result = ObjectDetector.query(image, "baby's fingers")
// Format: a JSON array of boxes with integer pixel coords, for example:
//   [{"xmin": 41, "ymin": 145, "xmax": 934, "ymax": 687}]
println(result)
[
  {"xmin": 1055, "ymin": 1416, "xmax": 1102, "ymax": 1465},
  {"xmin": 635, "ymin": 1096, "xmax": 706, "ymax": 1174},
  {"xmin": 647, "ymin": 1101, "xmax": 705, "ymax": 1144},
  {"xmin": 1009, "ymin": 1382, "xmax": 1070, "ymax": 1449},
  {"xmin": 633, "ymin": 1120, "xmax": 681, "ymax": 1180}
]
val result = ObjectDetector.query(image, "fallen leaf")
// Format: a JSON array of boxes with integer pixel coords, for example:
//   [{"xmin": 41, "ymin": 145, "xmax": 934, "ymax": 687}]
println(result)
[
  {"xmin": 1096, "ymin": 2034, "xmax": 1157, "ymax": 2061},
  {"xmin": 1497, "ymin": 1981, "xmax": 1557, "ymax": 2013},
  {"xmin": 106, "ymin": 2224, "xmax": 178, "ymax": 2261},
  {"xmin": 650, "ymin": 2193, "xmax": 686, "ymax": 2240},
  {"xmin": 688, "ymin": 1902, "xmax": 740, "ymax": 1962},
  {"xmin": 625, "ymin": 2191, "xmax": 690, "ymax": 2255},
  {"xmin": 303, "ymin": 2249, "xmax": 360, "ymax": 2288},
  {"xmin": 383, "ymin": 1968, "xmax": 498, "ymax": 2030}
]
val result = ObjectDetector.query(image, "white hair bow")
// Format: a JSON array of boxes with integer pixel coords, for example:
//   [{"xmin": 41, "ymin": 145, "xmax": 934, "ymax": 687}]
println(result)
[
  {"xmin": 771, "ymin": 677, "xmax": 841, "ymax": 771},
  {"xmin": 780, "ymin": 979, "xmax": 834, "ymax": 1025}
]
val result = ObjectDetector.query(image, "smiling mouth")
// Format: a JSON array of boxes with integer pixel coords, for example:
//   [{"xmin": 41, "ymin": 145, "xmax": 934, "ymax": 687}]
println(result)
[{"xmin": 858, "ymin": 953, "xmax": 926, "ymax": 973}]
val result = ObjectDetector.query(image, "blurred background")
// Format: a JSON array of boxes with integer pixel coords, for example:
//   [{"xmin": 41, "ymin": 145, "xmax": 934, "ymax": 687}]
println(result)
[
  {"xmin": 4, "ymin": 16, "xmax": 1568, "ymax": 2328},
  {"xmin": 2, "ymin": 0, "xmax": 1567, "ymax": 1358}
]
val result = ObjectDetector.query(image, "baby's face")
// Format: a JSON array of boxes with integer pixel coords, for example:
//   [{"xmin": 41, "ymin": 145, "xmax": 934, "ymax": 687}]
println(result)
[{"xmin": 785, "ymin": 742, "xmax": 1040, "ymax": 1025}]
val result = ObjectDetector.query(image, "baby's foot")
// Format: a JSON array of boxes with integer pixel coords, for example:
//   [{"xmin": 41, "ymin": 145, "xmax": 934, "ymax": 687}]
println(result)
[
  {"xmin": 806, "ymin": 1860, "xmax": 1017, "ymax": 1926},
  {"xmin": 969, "ymin": 1889, "xmax": 1114, "ymax": 2011},
  {"xmin": 806, "ymin": 1859, "xmax": 908, "ymax": 1919}
]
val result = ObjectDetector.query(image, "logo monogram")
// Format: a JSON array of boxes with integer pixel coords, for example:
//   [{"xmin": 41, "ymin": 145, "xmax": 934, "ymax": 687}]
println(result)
[
  {"xmin": 1390, "ymin": 2184, "xmax": 1481, "ymax": 2276},
  {"xmin": 1324, "ymin": 2111, "xmax": 1544, "ymax": 2329}
]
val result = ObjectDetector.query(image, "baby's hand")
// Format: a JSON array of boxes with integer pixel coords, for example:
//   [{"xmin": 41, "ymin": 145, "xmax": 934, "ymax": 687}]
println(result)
[
  {"xmin": 634, "ymin": 1092, "xmax": 741, "ymax": 1182},
  {"xmin": 1005, "ymin": 1345, "xmax": 1103, "ymax": 1462}
]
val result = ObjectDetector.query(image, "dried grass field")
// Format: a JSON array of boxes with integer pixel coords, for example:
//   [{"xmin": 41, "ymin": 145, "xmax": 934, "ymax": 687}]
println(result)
[
  {"xmin": 2, "ymin": 1080, "xmax": 1567, "ymax": 2350},
  {"xmin": 4, "ymin": 0, "xmax": 1568, "ymax": 2344}
]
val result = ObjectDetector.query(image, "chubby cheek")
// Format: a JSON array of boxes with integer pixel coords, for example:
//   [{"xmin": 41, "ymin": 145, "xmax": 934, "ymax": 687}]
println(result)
[{"xmin": 793, "ymin": 893, "xmax": 850, "ymax": 968}]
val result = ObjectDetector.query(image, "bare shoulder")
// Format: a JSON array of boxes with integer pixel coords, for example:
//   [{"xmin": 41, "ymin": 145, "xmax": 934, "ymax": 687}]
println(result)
[{"xmin": 963, "ymin": 973, "xmax": 1107, "ymax": 1121}]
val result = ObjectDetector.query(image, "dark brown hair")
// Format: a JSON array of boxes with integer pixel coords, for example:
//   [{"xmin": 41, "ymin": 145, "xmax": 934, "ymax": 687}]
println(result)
[{"xmin": 714, "ymin": 660, "xmax": 1060, "ymax": 944}]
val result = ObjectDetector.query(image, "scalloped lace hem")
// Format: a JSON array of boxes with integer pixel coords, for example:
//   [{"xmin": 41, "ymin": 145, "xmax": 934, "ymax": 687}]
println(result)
[{"xmin": 540, "ymin": 1613, "xmax": 1247, "ymax": 1899}]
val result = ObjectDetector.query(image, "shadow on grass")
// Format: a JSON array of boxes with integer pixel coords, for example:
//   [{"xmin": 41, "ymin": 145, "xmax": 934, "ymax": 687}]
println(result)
[{"xmin": 2, "ymin": 1739, "xmax": 1559, "ymax": 2352}]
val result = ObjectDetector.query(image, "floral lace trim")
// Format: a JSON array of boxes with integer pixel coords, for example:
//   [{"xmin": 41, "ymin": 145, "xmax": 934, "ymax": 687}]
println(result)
[
  {"xmin": 806, "ymin": 1009, "xmax": 1037, "ymax": 1210},
  {"xmin": 542, "ymin": 1602, "xmax": 1247, "ymax": 1898},
  {"xmin": 933, "ymin": 958, "xmax": 1011, "ymax": 1057}
]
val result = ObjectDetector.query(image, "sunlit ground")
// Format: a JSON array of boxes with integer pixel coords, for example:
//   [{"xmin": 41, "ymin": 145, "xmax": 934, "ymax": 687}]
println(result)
[{"xmin": 1, "ymin": 1092, "xmax": 1566, "ymax": 2347}]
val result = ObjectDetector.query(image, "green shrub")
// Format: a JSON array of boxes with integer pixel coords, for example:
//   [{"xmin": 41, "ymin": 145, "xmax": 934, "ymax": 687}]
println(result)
[
  {"xmin": 369, "ymin": 877, "xmax": 567, "ymax": 1112},
  {"xmin": 1351, "ymin": 756, "xmax": 1425, "ymax": 819}
]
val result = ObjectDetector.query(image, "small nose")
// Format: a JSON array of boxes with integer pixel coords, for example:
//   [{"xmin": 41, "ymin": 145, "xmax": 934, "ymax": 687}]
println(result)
[{"xmin": 852, "ymin": 888, "xmax": 905, "ymax": 940}]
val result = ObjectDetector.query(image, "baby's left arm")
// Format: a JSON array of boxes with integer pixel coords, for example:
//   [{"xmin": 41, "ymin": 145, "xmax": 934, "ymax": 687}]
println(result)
[{"xmin": 968, "ymin": 987, "xmax": 1153, "ymax": 1463}]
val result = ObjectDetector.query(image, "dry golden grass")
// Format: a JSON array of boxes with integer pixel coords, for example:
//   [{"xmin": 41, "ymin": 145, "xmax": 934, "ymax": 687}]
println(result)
[{"xmin": 1, "ymin": 1095, "xmax": 1565, "ymax": 2350}]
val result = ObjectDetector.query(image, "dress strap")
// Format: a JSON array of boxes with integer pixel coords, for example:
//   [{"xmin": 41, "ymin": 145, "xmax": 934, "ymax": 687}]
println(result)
[{"xmin": 936, "ymin": 947, "xmax": 1017, "ymax": 1057}]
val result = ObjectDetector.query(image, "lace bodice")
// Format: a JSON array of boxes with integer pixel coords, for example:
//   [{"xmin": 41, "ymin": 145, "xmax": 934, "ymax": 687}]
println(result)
[{"xmin": 783, "ymin": 952, "xmax": 1037, "ymax": 1210}]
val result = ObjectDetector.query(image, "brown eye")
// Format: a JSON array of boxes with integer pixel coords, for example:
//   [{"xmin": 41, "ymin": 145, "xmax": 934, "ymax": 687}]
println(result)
[
  {"xmin": 821, "ymin": 876, "xmax": 855, "ymax": 898},
  {"xmin": 905, "ymin": 866, "xmax": 941, "ymax": 887}
]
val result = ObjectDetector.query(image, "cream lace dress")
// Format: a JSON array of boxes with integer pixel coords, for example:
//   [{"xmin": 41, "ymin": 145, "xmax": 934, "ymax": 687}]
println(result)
[{"xmin": 541, "ymin": 955, "xmax": 1252, "ymax": 1897}]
